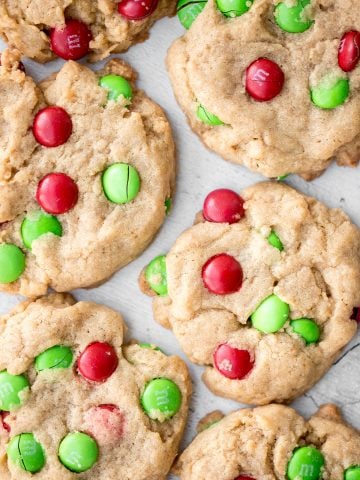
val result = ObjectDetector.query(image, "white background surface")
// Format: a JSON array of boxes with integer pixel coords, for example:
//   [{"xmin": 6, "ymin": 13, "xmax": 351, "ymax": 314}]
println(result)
[{"xmin": 1, "ymin": 15, "xmax": 360, "ymax": 477}]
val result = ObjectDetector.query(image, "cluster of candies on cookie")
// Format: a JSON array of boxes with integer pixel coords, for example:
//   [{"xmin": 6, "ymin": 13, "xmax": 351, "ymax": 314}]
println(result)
[
  {"xmin": 0, "ymin": 341, "xmax": 182, "ymax": 474},
  {"xmin": 176, "ymin": 0, "xmax": 360, "ymax": 119},
  {"xmin": 145, "ymin": 189, "xmax": 360, "ymax": 382},
  {"xmin": 0, "ymin": 69, "xmax": 145, "ymax": 286}
]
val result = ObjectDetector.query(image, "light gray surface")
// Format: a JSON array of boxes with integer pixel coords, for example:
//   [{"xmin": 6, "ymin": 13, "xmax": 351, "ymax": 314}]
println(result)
[{"xmin": 1, "ymin": 16, "xmax": 360, "ymax": 476}]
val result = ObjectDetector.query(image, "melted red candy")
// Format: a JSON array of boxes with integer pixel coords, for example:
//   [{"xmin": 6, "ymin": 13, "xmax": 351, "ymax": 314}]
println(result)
[
  {"xmin": 203, "ymin": 189, "xmax": 245, "ymax": 224},
  {"xmin": 50, "ymin": 19, "xmax": 92, "ymax": 60},
  {"xmin": 246, "ymin": 58, "xmax": 285, "ymax": 101},
  {"xmin": 214, "ymin": 344, "xmax": 254, "ymax": 380},
  {"xmin": 202, "ymin": 254, "xmax": 243, "ymax": 295},
  {"xmin": 78, "ymin": 342, "xmax": 119, "ymax": 382},
  {"xmin": 118, "ymin": 0, "xmax": 159, "ymax": 20},
  {"xmin": 0, "ymin": 412, "xmax": 10, "ymax": 433},
  {"xmin": 36, "ymin": 173, "xmax": 79, "ymax": 214},
  {"xmin": 33, "ymin": 106, "xmax": 73, "ymax": 148},
  {"xmin": 338, "ymin": 31, "xmax": 360, "ymax": 72},
  {"xmin": 84, "ymin": 404, "xmax": 124, "ymax": 445}
]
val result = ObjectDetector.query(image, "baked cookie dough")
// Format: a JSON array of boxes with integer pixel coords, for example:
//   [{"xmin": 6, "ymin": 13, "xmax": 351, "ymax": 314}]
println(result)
[
  {"xmin": 174, "ymin": 403, "xmax": 360, "ymax": 480},
  {"xmin": 0, "ymin": 49, "xmax": 175, "ymax": 297},
  {"xmin": 0, "ymin": 294, "xmax": 191, "ymax": 479},
  {"xmin": 140, "ymin": 182, "xmax": 360, "ymax": 404},
  {"xmin": 169, "ymin": 0, "xmax": 360, "ymax": 179},
  {"xmin": 0, "ymin": 0, "xmax": 175, "ymax": 63}
]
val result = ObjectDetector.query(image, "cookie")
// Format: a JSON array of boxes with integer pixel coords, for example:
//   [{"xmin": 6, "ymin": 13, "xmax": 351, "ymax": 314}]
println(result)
[
  {"xmin": 0, "ymin": 49, "xmax": 175, "ymax": 297},
  {"xmin": 169, "ymin": 0, "xmax": 360, "ymax": 179},
  {"xmin": 0, "ymin": 0, "xmax": 175, "ymax": 63},
  {"xmin": 0, "ymin": 293, "xmax": 191, "ymax": 479},
  {"xmin": 140, "ymin": 182, "xmax": 360, "ymax": 404},
  {"xmin": 174, "ymin": 403, "xmax": 360, "ymax": 480}
]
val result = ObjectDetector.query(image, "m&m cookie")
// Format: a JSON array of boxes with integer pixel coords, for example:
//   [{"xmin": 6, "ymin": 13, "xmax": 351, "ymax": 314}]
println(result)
[
  {"xmin": 169, "ymin": 0, "xmax": 360, "ymax": 179},
  {"xmin": 174, "ymin": 404, "xmax": 360, "ymax": 480},
  {"xmin": 140, "ymin": 182, "xmax": 360, "ymax": 404},
  {"xmin": 0, "ymin": 49, "xmax": 175, "ymax": 296},
  {"xmin": 0, "ymin": 1, "xmax": 175, "ymax": 63},
  {"xmin": 0, "ymin": 294, "xmax": 191, "ymax": 479}
]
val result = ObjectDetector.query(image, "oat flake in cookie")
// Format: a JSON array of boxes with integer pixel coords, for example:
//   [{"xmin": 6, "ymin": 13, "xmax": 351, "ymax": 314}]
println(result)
[
  {"xmin": 141, "ymin": 182, "xmax": 360, "ymax": 405},
  {"xmin": 0, "ymin": 49, "xmax": 175, "ymax": 297},
  {"xmin": 169, "ymin": 0, "xmax": 360, "ymax": 179},
  {"xmin": 0, "ymin": 0, "xmax": 175, "ymax": 63},
  {"xmin": 0, "ymin": 294, "xmax": 191, "ymax": 479},
  {"xmin": 174, "ymin": 404, "xmax": 360, "ymax": 480}
]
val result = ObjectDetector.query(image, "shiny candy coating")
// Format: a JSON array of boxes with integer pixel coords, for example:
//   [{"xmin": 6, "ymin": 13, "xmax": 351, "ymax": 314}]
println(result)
[
  {"xmin": 102, "ymin": 163, "xmax": 141, "ymax": 204},
  {"xmin": 213, "ymin": 344, "xmax": 254, "ymax": 380},
  {"xmin": 251, "ymin": 294, "xmax": 290, "ymax": 333},
  {"xmin": 311, "ymin": 76, "xmax": 349, "ymax": 109},
  {"xmin": 177, "ymin": 0, "xmax": 207, "ymax": 29},
  {"xmin": 202, "ymin": 253, "xmax": 243, "ymax": 295},
  {"xmin": 21, "ymin": 211, "xmax": 62, "ymax": 250},
  {"xmin": 287, "ymin": 446, "xmax": 325, "ymax": 480},
  {"xmin": 290, "ymin": 318, "xmax": 320, "ymax": 344},
  {"xmin": 145, "ymin": 255, "xmax": 168, "ymax": 296},
  {"xmin": 99, "ymin": 74, "xmax": 133, "ymax": 102},
  {"xmin": 0, "ymin": 371, "xmax": 29, "ymax": 411},
  {"xmin": 0, "ymin": 244, "xmax": 25, "ymax": 284},
  {"xmin": 36, "ymin": 173, "xmax": 78, "ymax": 214},
  {"xmin": 35, "ymin": 345, "xmax": 73, "ymax": 372},
  {"xmin": 58, "ymin": 432, "xmax": 99, "ymax": 473},
  {"xmin": 203, "ymin": 189, "xmax": 245, "ymax": 224},
  {"xmin": 141, "ymin": 378, "xmax": 182, "ymax": 421},
  {"xmin": 77, "ymin": 342, "xmax": 119, "ymax": 382},
  {"xmin": 246, "ymin": 58, "xmax": 285, "ymax": 101},
  {"xmin": 50, "ymin": 19, "xmax": 92, "ymax": 60},
  {"xmin": 33, "ymin": 106, "xmax": 73, "ymax": 148},
  {"xmin": 267, "ymin": 231, "xmax": 283, "ymax": 251},
  {"xmin": 216, "ymin": 0, "xmax": 253, "ymax": 18},
  {"xmin": 275, "ymin": 0, "xmax": 314, "ymax": 34},
  {"xmin": 338, "ymin": 31, "xmax": 360, "ymax": 72},
  {"xmin": 7, "ymin": 433, "xmax": 45, "ymax": 473},
  {"xmin": 196, "ymin": 104, "xmax": 224, "ymax": 125},
  {"xmin": 345, "ymin": 466, "xmax": 360, "ymax": 480},
  {"xmin": 118, "ymin": 0, "xmax": 159, "ymax": 20}
]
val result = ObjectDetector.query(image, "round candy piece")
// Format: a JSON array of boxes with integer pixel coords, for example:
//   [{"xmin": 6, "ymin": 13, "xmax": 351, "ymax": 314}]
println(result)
[
  {"xmin": 177, "ymin": 0, "xmax": 207, "ymax": 29},
  {"xmin": 33, "ymin": 106, "xmax": 72, "ymax": 148},
  {"xmin": 203, "ymin": 189, "xmax": 245, "ymax": 224},
  {"xmin": 77, "ymin": 342, "xmax": 118, "ymax": 382},
  {"xmin": 145, "ymin": 255, "xmax": 168, "ymax": 296},
  {"xmin": 84, "ymin": 405, "xmax": 124, "ymax": 446},
  {"xmin": 311, "ymin": 76, "xmax": 349, "ymax": 109},
  {"xmin": 338, "ymin": 31, "xmax": 360, "ymax": 72},
  {"xmin": 196, "ymin": 105, "xmax": 224, "ymax": 125},
  {"xmin": 287, "ymin": 446, "xmax": 325, "ymax": 480},
  {"xmin": 118, "ymin": 0, "xmax": 159, "ymax": 20},
  {"xmin": 202, "ymin": 253, "xmax": 243, "ymax": 295},
  {"xmin": 102, "ymin": 163, "xmax": 141, "ymax": 204},
  {"xmin": 50, "ymin": 19, "xmax": 92, "ymax": 60},
  {"xmin": 290, "ymin": 318, "xmax": 320, "ymax": 344},
  {"xmin": 267, "ymin": 230, "xmax": 283, "ymax": 251},
  {"xmin": 141, "ymin": 378, "xmax": 182, "ymax": 421},
  {"xmin": 99, "ymin": 74, "xmax": 133, "ymax": 102},
  {"xmin": 7, "ymin": 433, "xmax": 45, "ymax": 473},
  {"xmin": 36, "ymin": 173, "xmax": 79, "ymax": 215},
  {"xmin": 0, "ymin": 371, "xmax": 29, "ymax": 411},
  {"xmin": 58, "ymin": 432, "xmax": 98, "ymax": 473},
  {"xmin": 214, "ymin": 344, "xmax": 254, "ymax": 380},
  {"xmin": 35, "ymin": 345, "xmax": 73, "ymax": 372},
  {"xmin": 251, "ymin": 294, "xmax": 290, "ymax": 333},
  {"xmin": 216, "ymin": 0, "xmax": 253, "ymax": 17},
  {"xmin": 21, "ymin": 211, "xmax": 62, "ymax": 250},
  {"xmin": 275, "ymin": 0, "xmax": 314, "ymax": 34},
  {"xmin": 345, "ymin": 466, "xmax": 360, "ymax": 480},
  {"xmin": 246, "ymin": 58, "xmax": 285, "ymax": 102},
  {"xmin": 0, "ymin": 244, "xmax": 25, "ymax": 284}
]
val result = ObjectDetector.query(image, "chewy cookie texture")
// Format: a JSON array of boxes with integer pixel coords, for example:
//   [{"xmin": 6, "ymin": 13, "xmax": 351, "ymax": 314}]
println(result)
[
  {"xmin": 0, "ymin": 0, "xmax": 175, "ymax": 63},
  {"xmin": 0, "ymin": 294, "xmax": 191, "ymax": 479},
  {"xmin": 170, "ymin": 0, "xmax": 360, "ymax": 179},
  {"xmin": 141, "ymin": 182, "xmax": 360, "ymax": 405},
  {"xmin": 0, "ymin": 49, "xmax": 175, "ymax": 297},
  {"xmin": 174, "ymin": 404, "xmax": 360, "ymax": 480}
]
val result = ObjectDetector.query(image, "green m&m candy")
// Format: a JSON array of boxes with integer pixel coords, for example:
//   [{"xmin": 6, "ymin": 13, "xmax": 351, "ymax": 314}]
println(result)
[
  {"xmin": 345, "ymin": 466, "xmax": 360, "ymax": 480},
  {"xmin": 145, "ymin": 255, "xmax": 168, "ymax": 296},
  {"xmin": 139, "ymin": 342, "xmax": 162, "ymax": 352},
  {"xmin": 21, "ymin": 211, "xmax": 62, "ymax": 250},
  {"xmin": 290, "ymin": 318, "xmax": 320, "ymax": 344},
  {"xmin": 196, "ymin": 105, "xmax": 224, "ymax": 126},
  {"xmin": 99, "ymin": 74, "xmax": 133, "ymax": 102},
  {"xmin": 275, "ymin": 0, "xmax": 314, "ymax": 33},
  {"xmin": 102, "ymin": 163, "xmax": 141, "ymax": 204},
  {"xmin": 0, "ymin": 370, "xmax": 29, "ymax": 411},
  {"xmin": 216, "ymin": 0, "xmax": 253, "ymax": 17},
  {"xmin": 251, "ymin": 294, "xmax": 290, "ymax": 333},
  {"xmin": 311, "ymin": 76, "xmax": 350, "ymax": 109},
  {"xmin": 0, "ymin": 244, "xmax": 25, "ymax": 284},
  {"xmin": 287, "ymin": 446, "xmax": 325, "ymax": 480},
  {"xmin": 177, "ymin": 0, "xmax": 207, "ymax": 29},
  {"xmin": 141, "ymin": 378, "xmax": 182, "ymax": 421},
  {"xmin": 267, "ymin": 230, "xmax": 284, "ymax": 251},
  {"xmin": 7, "ymin": 433, "xmax": 45, "ymax": 473},
  {"xmin": 35, "ymin": 345, "xmax": 73, "ymax": 372},
  {"xmin": 58, "ymin": 432, "xmax": 99, "ymax": 473}
]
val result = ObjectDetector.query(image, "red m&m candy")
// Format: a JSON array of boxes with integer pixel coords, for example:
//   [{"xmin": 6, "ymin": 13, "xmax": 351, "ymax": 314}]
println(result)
[
  {"xmin": 214, "ymin": 344, "xmax": 254, "ymax": 380},
  {"xmin": 50, "ymin": 19, "xmax": 92, "ymax": 60},
  {"xmin": 118, "ymin": 0, "xmax": 159, "ymax": 20},
  {"xmin": 203, "ymin": 189, "xmax": 245, "ymax": 224},
  {"xmin": 202, "ymin": 253, "xmax": 243, "ymax": 294},
  {"xmin": 338, "ymin": 31, "xmax": 360, "ymax": 72},
  {"xmin": 78, "ymin": 342, "xmax": 119, "ymax": 382},
  {"xmin": 36, "ymin": 173, "xmax": 78, "ymax": 214},
  {"xmin": 33, "ymin": 106, "xmax": 72, "ymax": 148},
  {"xmin": 84, "ymin": 405, "xmax": 124, "ymax": 445},
  {"xmin": 246, "ymin": 58, "xmax": 285, "ymax": 101}
]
